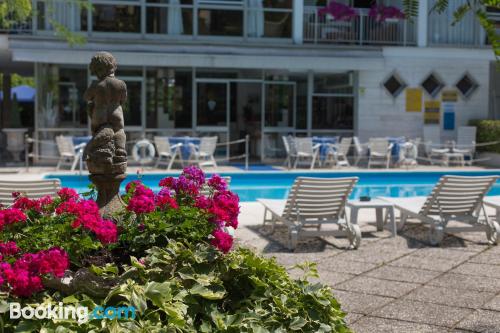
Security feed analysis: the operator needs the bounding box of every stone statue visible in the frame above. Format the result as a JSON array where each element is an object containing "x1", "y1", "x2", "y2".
[{"x1": 84, "y1": 52, "x2": 127, "y2": 217}]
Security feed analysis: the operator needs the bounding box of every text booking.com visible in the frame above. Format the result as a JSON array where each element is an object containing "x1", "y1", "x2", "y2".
[{"x1": 9, "y1": 302, "x2": 136, "y2": 323}]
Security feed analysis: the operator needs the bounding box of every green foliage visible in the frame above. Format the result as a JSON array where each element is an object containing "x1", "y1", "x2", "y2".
[
  {"x1": 404, "y1": 0, "x2": 500, "y2": 58},
  {"x1": 469, "y1": 119, "x2": 500, "y2": 153},
  {"x1": 0, "y1": 74, "x2": 34, "y2": 91},
  {"x1": 0, "y1": 0, "x2": 31, "y2": 29},
  {"x1": 0, "y1": 242, "x2": 351, "y2": 332}
]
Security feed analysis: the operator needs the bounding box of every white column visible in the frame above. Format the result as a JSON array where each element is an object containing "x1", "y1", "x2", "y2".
[
  {"x1": 417, "y1": 0, "x2": 428, "y2": 47},
  {"x1": 292, "y1": 0, "x2": 304, "y2": 44}
]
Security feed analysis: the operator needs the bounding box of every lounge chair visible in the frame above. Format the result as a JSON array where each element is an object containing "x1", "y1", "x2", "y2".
[
  {"x1": 368, "y1": 138, "x2": 393, "y2": 168},
  {"x1": 326, "y1": 137, "x2": 352, "y2": 168},
  {"x1": 353, "y1": 136, "x2": 367, "y2": 166},
  {"x1": 380, "y1": 175, "x2": 499, "y2": 245},
  {"x1": 0, "y1": 179, "x2": 61, "y2": 206},
  {"x1": 188, "y1": 136, "x2": 218, "y2": 168},
  {"x1": 55, "y1": 135, "x2": 85, "y2": 171},
  {"x1": 282, "y1": 135, "x2": 297, "y2": 169},
  {"x1": 258, "y1": 177, "x2": 361, "y2": 249},
  {"x1": 154, "y1": 136, "x2": 183, "y2": 169},
  {"x1": 293, "y1": 137, "x2": 321, "y2": 169},
  {"x1": 423, "y1": 126, "x2": 448, "y2": 165},
  {"x1": 200, "y1": 177, "x2": 231, "y2": 196},
  {"x1": 453, "y1": 126, "x2": 476, "y2": 165}
]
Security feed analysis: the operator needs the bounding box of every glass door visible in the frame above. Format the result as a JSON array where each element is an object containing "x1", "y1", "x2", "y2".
[
  {"x1": 195, "y1": 80, "x2": 230, "y2": 156},
  {"x1": 261, "y1": 81, "x2": 296, "y2": 161}
]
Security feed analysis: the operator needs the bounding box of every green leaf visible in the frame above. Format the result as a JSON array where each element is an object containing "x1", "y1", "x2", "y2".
[
  {"x1": 190, "y1": 283, "x2": 226, "y2": 300},
  {"x1": 289, "y1": 317, "x2": 307, "y2": 330}
]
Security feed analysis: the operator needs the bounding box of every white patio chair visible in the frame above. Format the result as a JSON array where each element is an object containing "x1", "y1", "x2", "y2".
[
  {"x1": 154, "y1": 136, "x2": 182, "y2": 169},
  {"x1": 258, "y1": 177, "x2": 361, "y2": 249},
  {"x1": 326, "y1": 137, "x2": 352, "y2": 168},
  {"x1": 55, "y1": 135, "x2": 85, "y2": 171},
  {"x1": 368, "y1": 138, "x2": 393, "y2": 169},
  {"x1": 381, "y1": 175, "x2": 499, "y2": 245},
  {"x1": 293, "y1": 137, "x2": 321, "y2": 170},
  {"x1": 0, "y1": 179, "x2": 61, "y2": 206},
  {"x1": 188, "y1": 136, "x2": 218, "y2": 168},
  {"x1": 453, "y1": 126, "x2": 476, "y2": 165},
  {"x1": 282, "y1": 135, "x2": 297, "y2": 169},
  {"x1": 423, "y1": 126, "x2": 448, "y2": 165},
  {"x1": 353, "y1": 136, "x2": 367, "y2": 166}
]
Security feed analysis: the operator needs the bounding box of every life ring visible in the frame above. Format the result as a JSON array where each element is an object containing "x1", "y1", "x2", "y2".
[{"x1": 132, "y1": 139, "x2": 156, "y2": 164}]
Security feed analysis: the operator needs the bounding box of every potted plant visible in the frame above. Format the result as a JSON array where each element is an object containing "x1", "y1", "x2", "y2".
[
  {"x1": 318, "y1": 1, "x2": 358, "y2": 22},
  {"x1": 368, "y1": 3, "x2": 405, "y2": 23}
]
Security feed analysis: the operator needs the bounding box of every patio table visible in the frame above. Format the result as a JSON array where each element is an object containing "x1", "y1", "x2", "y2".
[
  {"x1": 347, "y1": 199, "x2": 396, "y2": 237},
  {"x1": 168, "y1": 136, "x2": 201, "y2": 160},
  {"x1": 312, "y1": 136, "x2": 338, "y2": 162}
]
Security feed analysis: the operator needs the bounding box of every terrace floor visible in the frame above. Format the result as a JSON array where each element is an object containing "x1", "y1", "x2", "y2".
[{"x1": 237, "y1": 202, "x2": 500, "y2": 333}]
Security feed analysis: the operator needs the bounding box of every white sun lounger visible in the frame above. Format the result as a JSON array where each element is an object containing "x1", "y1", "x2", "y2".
[
  {"x1": 0, "y1": 179, "x2": 62, "y2": 206},
  {"x1": 380, "y1": 175, "x2": 499, "y2": 245},
  {"x1": 258, "y1": 177, "x2": 360, "y2": 249}
]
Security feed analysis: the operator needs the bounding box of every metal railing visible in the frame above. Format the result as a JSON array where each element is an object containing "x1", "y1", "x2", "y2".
[{"x1": 303, "y1": 6, "x2": 416, "y2": 46}]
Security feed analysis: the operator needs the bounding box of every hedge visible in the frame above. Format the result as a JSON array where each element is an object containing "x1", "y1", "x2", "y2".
[{"x1": 469, "y1": 119, "x2": 500, "y2": 154}]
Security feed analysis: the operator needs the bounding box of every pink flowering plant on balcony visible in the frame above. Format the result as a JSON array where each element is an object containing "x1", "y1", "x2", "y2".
[
  {"x1": 368, "y1": 3, "x2": 405, "y2": 22},
  {"x1": 318, "y1": 1, "x2": 358, "y2": 21}
]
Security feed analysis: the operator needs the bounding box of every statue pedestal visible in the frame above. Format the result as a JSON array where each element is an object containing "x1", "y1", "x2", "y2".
[{"x1": 89, "y1": 173, "x2": 126, "y2": 219}]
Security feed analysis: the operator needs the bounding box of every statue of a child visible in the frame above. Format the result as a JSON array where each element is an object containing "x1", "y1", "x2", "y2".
[{"x1": 84, "y1": 52, "x2": 127, "y2": 174}]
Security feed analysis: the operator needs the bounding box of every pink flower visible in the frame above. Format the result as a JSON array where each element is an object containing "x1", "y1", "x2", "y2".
[
  {"x1": 0, "y1": 208, "x2": 27, "y2": 230},
  {"x1": 194, "y1": 195, "x2": 211, "y2": 209},
  {"x1": 207, "y1": 175, "x2": 227, "y2": 192},
  {"x1": 127, "y1": 195, "x2": 155, "y2": 214},
  {"x1": 57, "y1": 188, "x2": 79, "y2": 201},
  {"x1": 210, "y1": 191, "x2": 240, "y2": 229},
  {"x1": 125, "y1": 180, "x2": 142, "y2": 193},
  {"x1": 155, "y1": 191, "x2": 178, "y2": 210},
  {"x1": 159, "y1": 177, "x2": 175, "y2": 188},
  {"x1": 12, "y1": 196, "x2": 41, "y2": 212},
  {"x1": 93, "y1": 220, "x2": 118, "y2": 244},
  {"x1": 56, "y1": 199, "x2": 81, "y2": 216},
  {"x1": 182, "y1": 166, "x2": 205, "y2": 187},
  {"x1": 211, "y1": 229, "x2": 233, "y2": 253},
  {"x1": 0, "y1": 241, "x2": 19, "y2": 256}
]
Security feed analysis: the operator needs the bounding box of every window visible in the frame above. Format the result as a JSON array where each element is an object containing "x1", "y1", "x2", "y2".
[
  {"x1": 382, "y1": 72, "x2": 406, "y2": 98},
  {"x1": 455, "y1": 73, "x2": 478, "y2": 99},
  {"x1": 315, "y1": 73, "x2": 354, "y2": 94},
  {"x1": 92, "y1": 5, "x2": 141, "y2": 33},
  {"x1": 421, "y1": 72, "x2": 444, "y2": 97},
  {"x1": 198, "y1": 9, "x2": 243, "y2": 36}
]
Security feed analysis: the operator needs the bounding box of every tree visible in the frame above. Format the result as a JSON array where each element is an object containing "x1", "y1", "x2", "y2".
[{"x1": 403, "y1": 0, "x2": 500, "y2": 57}]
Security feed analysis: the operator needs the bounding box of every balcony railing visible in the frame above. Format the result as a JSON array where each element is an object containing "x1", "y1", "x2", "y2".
[{"x1": 303, "y1": 6, "x2": 416, "y2": 46}]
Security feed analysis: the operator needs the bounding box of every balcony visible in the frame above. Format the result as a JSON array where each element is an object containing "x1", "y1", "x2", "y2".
[{"x1": 303, "y1": 6, "x2": 416, "y2": 46}]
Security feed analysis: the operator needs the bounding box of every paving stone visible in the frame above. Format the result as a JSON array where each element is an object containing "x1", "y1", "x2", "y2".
[
  {"x1": 468, "y1": 251, "x2": 500, "y2": 266},
  {"x1": 351, "y1": 316, "x2": 447, "y2": 333},
  {"x1": 389, "y1": 253, "x2": 462, "y2": 272},
  {"x1": 483, "y1": 295, "x2": 500, "y2": 312},
  {"x1": 344, "y1": 312, "x2": 364, "y2": 324},
  {"x1": 335, "y1": 276, "x2": 419, "y2": 298},
  {"x1": 451, "y1": 263, "x2": 500, "y2": 278},
  {"x1": 404, "y1": 285, "x2": 496, "y2": 309},
  {"x1": 366, "y1": 265, "x2": 442, "y2": 284},
  {"x1": 332, "y1": 246, "x2": 414, "y2": 265},
  {"x1": 437, "y1": 236, "x2": 490, "y2": 253},
  {"x1": 456, "y1": 310, "x2": 500, "y2": 332},
  {"x1": 319, "y1": 256, "x2": 379, "y2": 275},
  {"x1": 372, "y1": 299, "x2": 473, "y2": 328},
  {"x1": 331, "y1": 290, "x2": 394, "y2": 315},
  {"x1": 428, "y1": 272, "x2": 500, "y2": 293},
  {"x1": 412, "y1": 247, "x2": 477, "y2": 262}
]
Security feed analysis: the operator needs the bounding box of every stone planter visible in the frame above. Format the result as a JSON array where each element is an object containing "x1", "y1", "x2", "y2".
[
  {"x1": 2, "y1": 128, "x2": 28, "y2": 163},
  {"x1": 477, "y1": 152, "x2": 500, "y2": 168}
]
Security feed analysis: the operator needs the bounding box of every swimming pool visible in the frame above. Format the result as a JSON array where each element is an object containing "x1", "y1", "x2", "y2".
[{"x1": 45, "y1": 170, "x2": 500, "y2": 202}]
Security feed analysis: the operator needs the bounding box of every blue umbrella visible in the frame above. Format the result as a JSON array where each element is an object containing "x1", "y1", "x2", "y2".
[{"x1": 0, "y1": 85, "x2": 35, "y2": 102}]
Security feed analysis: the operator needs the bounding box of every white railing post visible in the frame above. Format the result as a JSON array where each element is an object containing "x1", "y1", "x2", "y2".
[
  {"x1": 314, "y1": 8, "x2": 318, "y2": 43},
  {"x1": 292, "y1": 0, "x2": 304, "y2": 44},
  {"x1": 417, "y1": 0, "x2": 428, "y2": 47},
  {"x1": 245, "y1": 134, "x2": 249, "y2": 171},
  {"x1": 359, "y1": 15, "x2": 364, "y2": 45}
]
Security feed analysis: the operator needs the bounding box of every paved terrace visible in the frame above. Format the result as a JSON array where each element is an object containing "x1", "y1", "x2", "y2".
[{"x1": 238, "y1": 202, "x2": 500, "y2": 333}]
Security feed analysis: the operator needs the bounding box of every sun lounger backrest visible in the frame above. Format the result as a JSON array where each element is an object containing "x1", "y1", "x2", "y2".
[
  {"x1": 338, "y1": 137, "x2": 352, "y2": 155},
  {"x1": 420, "y1": 175, "x2": 498, "y2": 217},
  {"x1": 56, "y1": 136, "x2": 75, "y2": 156},
  {"x1": 369, "y1": 138, "x2": 389, "y2": 155},
  {"x1": 199, "y1": 136, "x2": 218, "y2": 155},
  {"x1": 295, "y1": 137, "x2": 314, "y2": 155},
  {"x1": 0, "y1": 179, "x2": 62, "y2": 206},
  {"x1": 154, "y1": 136, "x2": 172, "y2": 155},
  {"x1": 286, "y1": 177, "x2": 358, "y2": 220}
]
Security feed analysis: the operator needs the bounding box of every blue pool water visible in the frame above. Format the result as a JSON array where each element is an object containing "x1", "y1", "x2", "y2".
[{"x1": 45, "y1": 170, "x2": 500, "y2": 202}]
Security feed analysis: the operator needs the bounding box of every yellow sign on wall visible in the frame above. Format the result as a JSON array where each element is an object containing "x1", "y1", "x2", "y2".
[
  {"x1": 406, "y1": 88, "x2": 423, "y2": 112},
  {"x1": 442, "y1": 90, "x2": 459, "y2": 102},
  {"x1": 424, "y1": 100, "x2": 441, "y2": 124}
]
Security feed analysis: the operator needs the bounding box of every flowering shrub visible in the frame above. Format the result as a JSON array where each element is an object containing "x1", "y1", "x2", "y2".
[
  {"x1": 368, "y1": 4, "x2": 405, "y2": 22},
  {"x1": 318, "y1": 1, "x2": 358, "y2": 21},
  {"x1": 119, "y1": 166, "x2": 239, "y2": 254}
]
